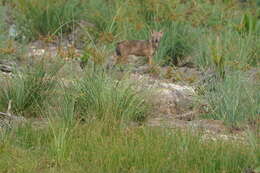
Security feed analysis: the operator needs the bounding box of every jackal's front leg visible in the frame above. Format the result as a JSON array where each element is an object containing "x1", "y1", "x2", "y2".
[
  {"x1": 115, "y1": 56, "x2": 122, "y2": 65},
  {"x1": 148, "y1": 56, "x2": 153, "y2": 65}
]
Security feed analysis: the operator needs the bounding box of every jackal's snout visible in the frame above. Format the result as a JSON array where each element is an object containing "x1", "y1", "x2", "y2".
[{"x1": 151, "y1": 30, "x2": 164, "y2": 48}]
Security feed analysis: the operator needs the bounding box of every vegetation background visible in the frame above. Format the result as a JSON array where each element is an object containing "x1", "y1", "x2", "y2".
[{"x1": 0, "y1": 0, "x2": 259, "y2": 172}]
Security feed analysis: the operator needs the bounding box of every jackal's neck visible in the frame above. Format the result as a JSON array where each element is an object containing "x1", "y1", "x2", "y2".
[{"x1": 149, "y1": 40, "x2": 159, "y2": 49}]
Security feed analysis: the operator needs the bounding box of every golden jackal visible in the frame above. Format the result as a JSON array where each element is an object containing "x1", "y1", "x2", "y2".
[{"x1": 115, "y1": 31, "x2": 164, "y2": 65}]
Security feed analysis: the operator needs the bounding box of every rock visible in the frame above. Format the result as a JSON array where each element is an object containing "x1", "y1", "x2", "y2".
[
  {"x1": 158, "y1": 82, "x2": 195, "y2": 95},
  {"x1": 176, "y1": 110, "x2": 198, "y2": 121},
  {"x1": 0, "y1": 64, "x2": 12, "y2": 73},
  {"x1": 146, "y1": 116, "x2": 227, "y2": 133},
  {"x1": 188, "y1": 119, "x2": 227, "y2": 133},
  {"x1": 132, "y1": 65, "x2": 150, "y2": 74},
  {"x1": 133, "y1": 73, "x2": 236, "y2": 135},
  {"x1": 247, "y1": 67, "x2": 260, "y2": 82},
  {"x1": 177, "y1": 56, "x2": 195, "y2": 68},
  {"x1": 155, "y1": 87, "x2": 194, "y2": 115},
  {"x1": 0, "y1": 101, "x2": 26, "y2": 130},
  {"x1": 8, "y1": 24, "x2": 18, "y2": 38},
  {"x1": 244, "y1": 168, "x2": 256, "y2": 173},
  {"x1": 0, "y1": 59, "x2": 17, "y2": 73},
  {"x1": 130, "y1": 73, "x2": 196, "y2": 115},
  {"x1": 105, "y1": 55, "x2": 117, "y2": 70},
  {"x1": 0, "y1": 112, "x2": 26, "y2": 130},
  {"x1": 28, "y1": 48, "x2": 46, "y2": 57},
  {"x1": 154, "y1": 81, "x2": 195, "y2": 115},
  {"x1": 161, "y1": 66, "x2": 203, "y2": 84}
]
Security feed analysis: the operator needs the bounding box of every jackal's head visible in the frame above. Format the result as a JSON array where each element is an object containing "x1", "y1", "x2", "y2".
[{"x1": 151, "y1": 30, "x2": 164, "y2": 48}]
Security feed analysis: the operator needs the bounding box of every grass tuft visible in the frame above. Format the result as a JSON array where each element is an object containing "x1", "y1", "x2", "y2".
[
  {"x1": 0, "y1": 61, "x2": 61, "y2": 117},
  {"x1": 13, "y1": 0, "x2": 83, "y2": 40},
  {"x1": 74, "y1": 69, "x2": 150, "y2": 122},
  {"x1": 204, "y1": 72, "x2": 260, "y2": 126}
]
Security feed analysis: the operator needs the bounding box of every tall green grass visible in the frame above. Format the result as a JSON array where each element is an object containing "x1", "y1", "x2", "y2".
[
  {"x1": 195, "y1": 29, "x2": 259, "y2": 72},
  {"x1": 0, "y1": 119, "x2": 259, "y2": 172},
  {"x1": 0, "y1": 5, "x2": 6, "y2": 43},
  {"x1": 74, "y1": 70, "x2": 150, "y2": 122},
  {"x1": 6, "y1": 0, "x2": 259, "y2": 68},
  {"x1": 14, "y1": 0, "x2": 83, "y2": 40},
  {"x1": 154, "y1": 22, "x2": 200, "y2": 65},
  {"x1": 79, "y1": 0, "x2": 259, "y2": 67},
  {"x1": 0, "y1": 61, "x2": 61, "y2": 117},
  {"x1": 83, "y1": 0, "x2": 117, "y2": 36},
  {"x1": 204, "y1": 72, "x2": 260, "y2": 126},
  {"x1": 0, "y1": 1, "x2": 259, "y2": 172}
]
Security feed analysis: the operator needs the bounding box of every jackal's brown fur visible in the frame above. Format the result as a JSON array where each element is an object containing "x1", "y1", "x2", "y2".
[{"x1": 115, "y1": 31, "x2": 164, "y2": 65}]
